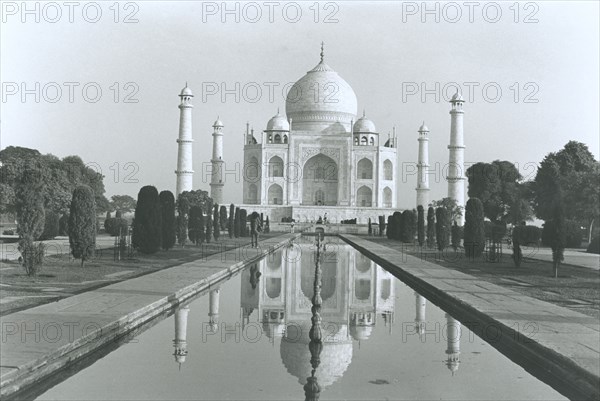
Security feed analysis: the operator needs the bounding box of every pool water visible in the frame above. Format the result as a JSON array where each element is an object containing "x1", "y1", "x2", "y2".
[{"x1": 35, "y1": 237, "x2": 566, "y2": 400}]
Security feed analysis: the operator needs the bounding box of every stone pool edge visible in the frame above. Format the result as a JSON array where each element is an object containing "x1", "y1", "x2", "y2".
[
  {"x1": 340, "y1": 234, "x2": 600, "y2": 401},
  {"x1": 0, "y1": 234, "x2": 299, "y2": 399}
]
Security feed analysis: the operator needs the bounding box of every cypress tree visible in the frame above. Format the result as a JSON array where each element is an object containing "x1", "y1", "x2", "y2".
[
  {"x1": 368, "y1": 218, "x2": 372, "y2": 236},
  {"x1": 177, "y1": 213, "x2": 187, "y2": 246},
  {"x1": 16, "y1": 171, "x2": 46, "y2": 276},
  {"x1": 68, "y1": 185, "x2": 96, "y2": 267},
  {"x1": 392, "y1": 211, "x2": 402, "y2": 240},
  {"x1": 451, "y1": 221, "x2": 461, "y2": 250},
  {"x1": 205, "y1": 207, "x2": 212, "y2": 243},
  {"x1": 159, "y1": 190, "x2": 176, "y2": 250},
  {"x1": 188, "y1": 206, "x2": 202, "y2": 245},
  {"x1": 234, "y1": 207, "x2": 241, "y2": 238},
  {"x1": 132, "y1": 185, "x2": 162, "y2": 254},
  {"x1": 464, "y1": 198, "x2": 485, "y2": 258},
  {"x1": 220, "y1": 205, "x2": 228, "y2": 231},
  {"x1": 265, "y1": 216, "x2": 270, "y2": 233},
  {"x1": 229, "y1": 204, "x2": 235, "y2": 238},
  {"x1": 435, "y1": 207, "x2": 450, "y2": 251},
  {"x1": 386, "y1": 215, "x2": 394, "y2": 239},
  {"x1": 240, "y1": 209, "x2": 248, "y2": 237},
  {"x1": 417, "y1": 205, "x2": 425, "y2": 247},
  {"x1": 427, "y1": 207, "x2": 435, "y2": 248},
  {"x1": 213, "y1": 205, "x2": 220, "y2": 240},
  {"x1": 512, "y1": 223, "x2": 524, "y2": 267},
  {"x1": 378, "y1": 215, "x2": 386, "y2": 237}
]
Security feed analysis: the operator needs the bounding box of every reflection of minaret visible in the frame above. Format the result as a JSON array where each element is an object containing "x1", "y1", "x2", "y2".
[
  {"x1": 414, "y1": 292, "x2": 427, "y2": 335},
  {"x1": 445, "y1": 313, "x2": 461, "y2": 375},
  {"x1": 210, "y1": 118, "x2": 224, "y2": 204},
  {"x1": 416, "y1": 122, "x2": 430, "y2": 208},
  {"x1": 175, "y1": 84, "x2": 194, "y2": 196},
  {"x1": 208, "y1": 289, "x2": 220, "y2": 330},
  {"x1": 448, "y1": 92, "x2": 466, "y2": 224},
  {"x1": 173, "y1": 305, "x2": 190, "y2": 369}
]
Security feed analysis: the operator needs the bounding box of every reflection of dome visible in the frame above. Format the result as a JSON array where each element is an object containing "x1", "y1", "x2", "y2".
[
  {"x1": 266, "y1": 112, "x2": 290, "y2": 131},
  {"x1": 280, "y1": 324, "x2": 353, "y2": 389},
  {"x1": 285, "y1": 50, "x2": 357, "y2": 132},
  {"x1": 263, "y1": 322, "x2": 286, "y2": 339},
  {"x1": 349, "y1": 325, "x2": 373, "y2": 341},
  {"x1": 353, "y1": 113, "x2": 376, "y2": 133}
]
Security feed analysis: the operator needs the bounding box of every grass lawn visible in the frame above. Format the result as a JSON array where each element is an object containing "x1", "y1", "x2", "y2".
[
  {"x1": 0, "y1": 232, "x2": 284, "y2": 315},
  {"x1": 366, "y1": 237, "x2": 600, "y2": 320}
]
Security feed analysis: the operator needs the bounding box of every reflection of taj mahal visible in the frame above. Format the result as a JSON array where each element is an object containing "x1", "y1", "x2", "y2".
[
  {"x1": 241, "y1": 45, "x2": 399, "y2": 223},
  {"x1": 240, "y1": 241, "x2": 396, "y2": 388}
]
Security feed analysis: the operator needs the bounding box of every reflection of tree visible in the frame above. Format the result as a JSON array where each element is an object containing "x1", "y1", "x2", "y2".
[
  {"x1": 249, "y1": 263, "x2": 261, "y2": 290},
  {"x1": 304, "y1": 236, "x2": 324, "y2": 401}
]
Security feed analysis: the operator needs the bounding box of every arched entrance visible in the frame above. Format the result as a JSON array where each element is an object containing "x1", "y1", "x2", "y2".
[
  {"x1": 357, "y1": 186, "x2": 372, "y2": 207},
  {"x1": 302, "y1": 154, "x2": 338, "y2": 206},
  {"x1": 268, "y1": 184, "x2": 283, "y2": 205}
]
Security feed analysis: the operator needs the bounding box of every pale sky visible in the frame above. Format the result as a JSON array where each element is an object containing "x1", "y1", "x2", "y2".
[{"x1": 2, "y1": 1, "x2": 598, "y2": 208}]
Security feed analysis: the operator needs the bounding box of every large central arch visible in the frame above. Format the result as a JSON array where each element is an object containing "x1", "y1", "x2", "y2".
[{"x1": 302, "y1": 153, "x2": 338, "y2": 206}]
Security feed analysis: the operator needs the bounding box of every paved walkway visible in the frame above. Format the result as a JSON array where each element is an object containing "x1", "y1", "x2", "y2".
[
  {"x1": 0, "y1": 233, "x2": 298, "y2": 398},
  {"x1": 341, "y1": 235, "x2": 600, "y2": 401}
]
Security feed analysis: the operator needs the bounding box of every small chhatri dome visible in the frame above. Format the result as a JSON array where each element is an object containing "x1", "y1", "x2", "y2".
[
  {"x1": 353, "y1": 111, "x2": 377, "y2": 133},
  {"x1": 266, "y1": 109, "x2": 290, "y2": 131},
  {"x1": 419, "y1": 121, "x2": 429, "y2": 132},
  {"x1": 180, "y1": 82, "x2": 193, "y2": 97},
  {"x1": 213, "y1": 116, "x2": 224, "y2": 127},
  {"x1": 450, "y1": 91, "x2": 464, "y2": 102}
]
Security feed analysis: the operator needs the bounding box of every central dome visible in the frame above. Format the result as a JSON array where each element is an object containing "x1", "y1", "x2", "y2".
[{"x1": 285, "y1": 50, "x2": 357, "y2": 133}]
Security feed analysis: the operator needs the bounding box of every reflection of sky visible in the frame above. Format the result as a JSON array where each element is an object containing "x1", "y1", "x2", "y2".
[{"x1": 38, "y1": 241, "x2": 566, "y2": 401}]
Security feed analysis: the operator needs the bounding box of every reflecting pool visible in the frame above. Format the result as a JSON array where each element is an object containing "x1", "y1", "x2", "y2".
[{"x1": 35, "y1": 237, "x2": 566, "y2": 400}]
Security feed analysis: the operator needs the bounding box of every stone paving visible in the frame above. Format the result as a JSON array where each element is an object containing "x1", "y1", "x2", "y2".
[
  {"x1": 341, "y1": 234, "x2": 600, "y2": 401},
  {"x1": 0, "y1": 233, "x2": 298, "y2": 399}
]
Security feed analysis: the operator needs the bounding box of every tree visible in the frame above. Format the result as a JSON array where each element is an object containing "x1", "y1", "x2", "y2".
[
  {"x1": 435, "y1": 207, "x2": 450, "y2": 251},
  {"x1": 451, "y1": 222, "x2": 462, "y2": 251},
  {"x1": 417, "y1": 205, "x2": 425, "y2": 247},
  {"x1": 234, "y1": 207, "x2": 241, "y2": 238},
  {"x1": 40, "y1": 210, "x2": 60, "y2": 240},
  {"x1": 240, "y1": 209, "x2": 248, "y2": 237},
  {"x1": 400, "y1": 210, "x2": 417, "y2": 243},
  {"x1": 464, "y1": 198, "x2": 485, "y2": 258},
  {"x1": 205, "y1": 208, "x2": 213, "y2": 243},
  {"x1": 68, "y1": 185, "x2": 96, "y2": 267},
  {"x1": 177, "y1": 214, "x2": 187, "y2": 247},
  {"x1": 391, "y1": 211, "x2": 402, "y2": 240},
  {"x1": 159, "y1": 190, "x2": 176, "y2": 250},
  {"x1": 426, "y1": 207, "x2": 435, "y2": 248},
  {"x1": 229, "y1": 204, "x2": 235, "y2": 238},
  {"x1": 265, "y1": 216, "x2": 270, "y2": 234},
  {"x1": 188, "y1": 206, "x2": 203, "y2": 245},
  {"x1": 213, "y1": 205, "x2": 220, "y2": 240},
  {"x1": 16, "y1": 169, "x2": 46, "y2": 276},
  {"x1": 534, "y1": 141, "x2": 599, "y2": 243},
  {"x1": 378, "y1": 215, "x2": 386, "y2": 237},
  {"x1": 220, "y1": 205, "x2": 228, "y2": 230},
  {"x1": 368, "y1": 218, "x2": 372, "y2": 236},
  {"x1": 132, "y1": 186, "x2": 162, "y2": 254},
  {"x1": 386, "y1": 216, "x2": 394, "y2": 240},
  {"x1": 432, "y1": 197, "x2": 463, "y2": 224},
  {"x1": 467, "y1": 161, "x2": 532, "y2": 225},
  {"x1": 111, "y1": 195, "x2": 136, "y2": 214}
]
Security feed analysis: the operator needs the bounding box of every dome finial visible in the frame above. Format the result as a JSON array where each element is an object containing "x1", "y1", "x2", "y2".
[
  {"x1": 320, "y1": 41, "x2": 324, "y2": 62},
  {"x1": 185, "y1": 81, "x2": 188, "y2": 87},
  {"x1": 277, "y1": 107, "x2": 280, "y2": 115},
  {"x1": 363, "y1": 109, "x2": 366, "y2": 118}
]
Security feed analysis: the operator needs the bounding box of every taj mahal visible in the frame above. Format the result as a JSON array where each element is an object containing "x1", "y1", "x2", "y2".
[{"x1": 174, "y1": 44, "x2": 466, "y2": 223}]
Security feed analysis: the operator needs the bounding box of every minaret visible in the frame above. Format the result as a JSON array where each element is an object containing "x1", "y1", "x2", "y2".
[
  {"x1": 414, "y1": 292, "x2": 427, "y2": 336},
  {"x1": 448, "y1": 92, "x2": 466, "y2": 224},
  {"x1": 173, "y1": 305, "x2": 190, "y2": 369},
  {"x1": 445, "y1": 313, "x2": 461, "y2": 375},
  {"x1": 208, "y1": 288, "x2": 220, "y2": 330},
  {"x1": 210, "y1": 118, "x2": 225, "y2": 205},
  {"x1": 175, "y1": 84, "x2": 194, "y2": 196},
  {"x1": 416, "y1": 122, "x2": 430, "y2": 208}
]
